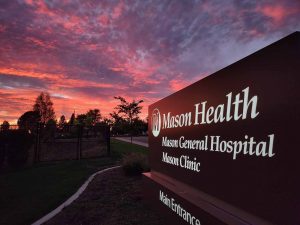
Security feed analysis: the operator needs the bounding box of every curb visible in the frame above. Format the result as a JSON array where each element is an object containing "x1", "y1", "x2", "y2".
[{"x1": 31, "y1": 165, "x2": 121, "y2": 225}]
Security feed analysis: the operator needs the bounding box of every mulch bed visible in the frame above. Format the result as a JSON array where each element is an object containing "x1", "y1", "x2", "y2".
[{"x1": 45, "y1": 168, "x2": 164, "y2": 225}]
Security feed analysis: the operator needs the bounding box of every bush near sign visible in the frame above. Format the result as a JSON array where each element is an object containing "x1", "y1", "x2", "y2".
[{"x1": 143, "y1": 31, "x2": 300, "y2": 225}]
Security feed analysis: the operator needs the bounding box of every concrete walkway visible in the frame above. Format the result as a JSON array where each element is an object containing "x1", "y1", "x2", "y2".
[{"x1": 113, "y1": 136, "x2": 148, "y2": 147}]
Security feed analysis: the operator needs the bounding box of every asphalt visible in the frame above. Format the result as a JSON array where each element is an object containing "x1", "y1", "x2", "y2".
[{"x1": 113, "y1": 136, "x2": 148, "y2": 147}]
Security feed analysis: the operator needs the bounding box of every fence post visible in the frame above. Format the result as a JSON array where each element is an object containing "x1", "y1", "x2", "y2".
[
  {"x1": 76, "y1": 125, "x2": 83, "y2": 160},
  {"x1": 130, "y1": 122, "x2": 133, "y2": 144},
  {"x1": 76, "y1": 125, "x2": 80, "y2": 160},
  {"x1": 34, "y1": 124, "x2": 39, "y2": 163},
  {"x1": 105, "y1": 125, "x2": 110, "y2": 156},
  {"x1": 79, "y1": 125, "x2": 83, "y2": 159},
  {"x1": 107, "y1": 126, "x2": 111, "y2": 156},
  {"x1": 36, "y1": 123, "x2": 41, "y2": 162}
]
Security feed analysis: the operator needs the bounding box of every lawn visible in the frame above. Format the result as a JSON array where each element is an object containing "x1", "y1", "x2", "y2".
[{"x1": 0, "y1": 139, "x2": 148, "y2": 225}]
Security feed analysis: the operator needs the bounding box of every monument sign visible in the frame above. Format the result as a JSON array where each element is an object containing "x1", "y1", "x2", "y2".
[{"x1": 143, "y1": 32, "x2": 300, "y2": 225}]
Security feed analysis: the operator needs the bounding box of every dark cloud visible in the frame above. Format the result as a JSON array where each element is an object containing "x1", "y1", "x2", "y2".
[{"x1": 0, "y1": 73, "x2": 46, "y2": 89}]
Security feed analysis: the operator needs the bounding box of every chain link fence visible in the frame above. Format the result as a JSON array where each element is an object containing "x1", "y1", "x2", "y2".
[{"x1": 0, "y1": 123, "x2": 110, "y2": 167}]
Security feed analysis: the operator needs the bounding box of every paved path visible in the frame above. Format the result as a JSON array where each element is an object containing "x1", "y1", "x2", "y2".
[{"x1": 113, "y1": 136, "x2": 148, "y2": 147}]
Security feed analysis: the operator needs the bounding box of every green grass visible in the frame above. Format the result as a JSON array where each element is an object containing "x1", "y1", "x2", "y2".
[{"x1": 0, "y1": 139, "x2": 148, "y2": 225}]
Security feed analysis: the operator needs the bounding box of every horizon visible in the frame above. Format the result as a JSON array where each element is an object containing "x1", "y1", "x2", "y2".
[{"x1": 1, "y1": 0, "x2": 300, "y2": 123}]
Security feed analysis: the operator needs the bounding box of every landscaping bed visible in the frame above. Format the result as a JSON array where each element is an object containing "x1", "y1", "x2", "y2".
[{"x1": 45, "y1": 167, "x2": 164, "y2": 225}]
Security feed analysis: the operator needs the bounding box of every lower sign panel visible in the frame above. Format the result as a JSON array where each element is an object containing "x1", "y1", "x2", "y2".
[
  {"x1": 143, "y1": 172, "x2": 274, "y2": 225},
  {"x1": 143, "y1": 172, "x2": 227, "y2": 225}
]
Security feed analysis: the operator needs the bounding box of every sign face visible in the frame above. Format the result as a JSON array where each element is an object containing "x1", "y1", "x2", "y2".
[{"x1": 148, "y1": 32, "x2": 300, "y2": 225}]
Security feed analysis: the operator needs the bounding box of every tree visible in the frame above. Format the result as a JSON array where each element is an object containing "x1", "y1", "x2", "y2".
[
  {"x1": 74, "y1": 109, "x2": 101, "y2": 126},
  {"x1": 101, "y1": 117, "x2": 112, "y2": 126},
  {"x1": 33, "y1": 92, "x2": 55, "y2": 124},
  {"x1": 0, "y1": 121, "x2": 10, "y2": 131},
  {"x1": 58, "y1": 115, "x2": 66, "y2": 129},
  {"x1": 69, "y1": 113, "x2": 75, "y2": 125},
  {"x1": 86, "y1": 109, "x2": 101, "y2": 126},
  {"x1": 112, "y1": 97, "x2": 144, "y2": 138},
  {"x1": 131, "y1": 118, "x2": 148, "y2": 135},
  {"x1": 109, "y1": 111, "x2": 127, "y2": 135},
  {"x1": 18, "y1": 111, "x2": 40, "y2": 132},
  {"x1": 110, "y1": 111, "x2": 125, "y2": 124},
  {"x1": 76, "y1": 114, "x2": 87, "y2": 125},
  {"x1": 114, "y1": 96, "x2": 143, "y2": 123}
]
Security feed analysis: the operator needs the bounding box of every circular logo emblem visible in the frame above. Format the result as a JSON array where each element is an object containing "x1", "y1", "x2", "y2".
[{"x1": 151, "y1": 108, "x2": 161, "y2": 137}]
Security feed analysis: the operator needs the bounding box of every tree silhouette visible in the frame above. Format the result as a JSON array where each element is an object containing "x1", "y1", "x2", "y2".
[
  {"x1": 76, "y1": 114, "x2": 87, "y2": 125},
  {"x1": 110, "y1": 111, "x2": 125, "y2": 124},
  {"x1": 102, "y1": 117, "x2": 112, "y2": 126},
  {"x1": 18, "y1": 111, "x2": 40, "y2": 132},
  {"x1": 114, "y1": 96, "x2": 143, "y2": 123},
  {"x1": 113, "y1": 96, "x2": 144, "y2": 138},
  {"x1": 0, "y1": 120, "x2": 10, "y2": 131},
  {"x1": 69, "y1": 113, "x2": 75, "y2": 125},
  {"x1": 58, "y1": 115, "x2": 66, "y2": 129},
  {"x1": 33, "y1": 92, "x2": 55, "y2": 124},
  {"x1": 86, "y1": 109, "x2": 101, "y2": 125}
]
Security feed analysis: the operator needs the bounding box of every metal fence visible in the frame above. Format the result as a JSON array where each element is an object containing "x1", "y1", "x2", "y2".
[{"x1": 0, "y1": 123, "x2": 110, "y2": 164}]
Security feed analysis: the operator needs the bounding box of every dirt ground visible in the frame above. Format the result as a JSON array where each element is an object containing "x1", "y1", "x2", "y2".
[{"x1": 45, "y1": 168, "x2": 164, "y2": 225}]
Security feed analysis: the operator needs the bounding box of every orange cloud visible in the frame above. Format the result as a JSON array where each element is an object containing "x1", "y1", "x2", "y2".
[{"x1": 0, "y1": 61, "x2": 142, "y2": 124}]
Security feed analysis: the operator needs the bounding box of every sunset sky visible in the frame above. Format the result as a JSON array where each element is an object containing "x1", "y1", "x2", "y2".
[{"x1": 0, "y1": 0, "x2": 299, "y2": 123}]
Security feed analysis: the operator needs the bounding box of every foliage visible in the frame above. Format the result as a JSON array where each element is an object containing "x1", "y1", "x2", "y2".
[
  {"x1": 110, "y1": 97, "x2": 146, "y2": 135},
  {"x1": 110, "y1": 118, "x2": 147, "y2": 136},
  {"x1": 110, "y1": 111, "x2": 125, "y2": 124},
  {"x1": 75, "y1": 109, "x2": 102, "y2": 126},
  {"x1": 76, "y1": 114, "x2": 87, "y2": 125},
  {"x1": 69, "y1": 113, "x2": 75, "y2": 125},
  {"x1": 110, "y1": 121, "x2": 130, "y2": 135},
  {"x1": 18, "y1": 111, "x2": 40, "y2": 133},
  {"x1": 131, "y1": 118, "x2": 148, "y2": 135},
  {"x1": 1, "y1": 130, "x2": 34, "y2": 169},
  {"x1": 58, "y1": 115, "x2": 66, "y2": 129},
  {"x1": 114, "y1": 96, "x2": 143, "y2": 123},
  {"x1": 101, "y1": 117, "x2": 112, "y2": 126},
  {"x1": 122, "y1": 152, "x2": 149, "y2": 176},
  {"x1": 86, "y1": 109, "x2": 101, "y2": 125},
  {"x1": 0, "y1": 120, "x2": 10, "y2": 131},
  {"x1": 33, "y1": 92, "x2": 55, "y2": 124},
  {"x1": 46, "y1": 118, "x2": 57, "y2": 125}
]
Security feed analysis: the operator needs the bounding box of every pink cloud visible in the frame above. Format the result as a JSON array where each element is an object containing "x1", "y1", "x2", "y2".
[
  {"x1": 0, "y1": 0, "x2": 299, "y2": 124},
  {"x1": 99, "y1": 15, "x2": 110, "y2": 27},
  {"x1": 258, "y1": 4, "x2": 300, "y2": 24},
  {"x1": 169, "y1": 79, "x2": 191, "y2": 92},
  {"x1": 112, "y1": 1, "x2": 124, "y2": 19}
]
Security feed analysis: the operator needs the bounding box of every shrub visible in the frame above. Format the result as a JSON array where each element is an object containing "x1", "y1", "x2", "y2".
[
  {"x1": 122, "y1": 153, "x2": 150, "y2": 176},
  {"x1": 5, "y1": 130, "x2": 34, "y2": 169}
]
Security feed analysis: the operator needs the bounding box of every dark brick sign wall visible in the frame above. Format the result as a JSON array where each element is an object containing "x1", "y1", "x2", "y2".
[{"x1": 144, "y1": 32, "x2": 300, "y2": 225}]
